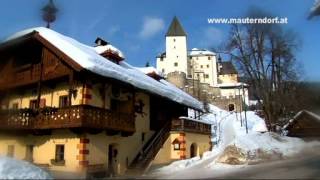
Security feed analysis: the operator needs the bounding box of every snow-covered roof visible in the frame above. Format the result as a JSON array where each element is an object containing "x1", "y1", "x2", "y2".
[
  {"x1": 309, "y1": 0, "x2": 320, "y2": 19},
  {"x1": 188, "y1": 48, "x2": 215, "y2": 56},
  {"x1": 5, "y1": 27, "x2": 203, "y2": 110},
  {"x1": 283, "y1": 110, "x2": 320, "y2": 130},
  {"x1": 215, "y1": 82, "x2": 249, "y2": 88},
  {"x1": 136, "y1": 66, "x2": 161, "y2": 75},
  {"x1": 179, "y1": 116, "x2": 213, "y2": 125},
  {"x1": 94, "y1": 44, "x2": 125, "y2": 59}
]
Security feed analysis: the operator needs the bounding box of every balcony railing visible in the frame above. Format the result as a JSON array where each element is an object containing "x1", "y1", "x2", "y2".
[
  {"x1": 0, "y1": 105, "x2": 135, "y2": 133},
  {"x1": 171, "y1": 118, "x2": 211, "y2": 135}
]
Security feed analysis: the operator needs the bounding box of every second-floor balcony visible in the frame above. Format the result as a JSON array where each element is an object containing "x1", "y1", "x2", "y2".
[
  {"x1": 0, "y1": 105, "x2": 135, "y2": 133},
  {"x1": 171, "y1": 117, "x2": 211, "y2": 135}
]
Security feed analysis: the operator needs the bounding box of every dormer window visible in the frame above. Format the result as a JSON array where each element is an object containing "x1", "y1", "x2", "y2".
[{"x1": 94, "y1": 37, "x2": 125, "y2": 64}]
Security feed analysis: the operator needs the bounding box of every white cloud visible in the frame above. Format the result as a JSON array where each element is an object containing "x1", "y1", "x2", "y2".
[
  {"x1": 199, "y1": 27, "x2": 224, "y2": 48},
  {"x1": 139, "y1": 17, "x2": 165, "y2": 39},
  {"x1": 107, "y1": 25, "x2": 120, "y2": 36}
]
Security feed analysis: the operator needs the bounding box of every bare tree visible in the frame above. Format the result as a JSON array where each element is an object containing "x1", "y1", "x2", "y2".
[{"x1": 223, "y1": 9, "x2": 301, "y2": 131}]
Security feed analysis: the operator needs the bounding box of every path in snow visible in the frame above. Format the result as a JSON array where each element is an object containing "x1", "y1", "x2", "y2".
[{"x1": 150, "y1": 104, "x2": 320, "y2": 179}]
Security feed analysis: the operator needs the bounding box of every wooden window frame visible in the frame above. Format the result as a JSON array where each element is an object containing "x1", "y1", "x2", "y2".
[
  {"x1": 29, "y1": 99, "x2": 38, "y2": 109},
  {"x1": 173, "y1": 143, "x2": 180, "y2": 150},
  {"x1": 52, "y1": 144, "x2": 65, "y2": 166},
  {"x1": 12, "y1": 103, "x2": 19, "y2": 110},
  {"x1": 59, "y1": 95, "x2": 69, "y2": 108}
]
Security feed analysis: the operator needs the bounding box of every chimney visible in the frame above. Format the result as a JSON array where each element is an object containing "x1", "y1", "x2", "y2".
[{"x1": 95, "y1": 37, "x2": 109, "y2": 46}]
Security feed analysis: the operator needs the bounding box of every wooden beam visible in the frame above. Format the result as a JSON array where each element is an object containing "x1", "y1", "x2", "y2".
[
  {"x1": 36, "y1": 48, "x2": 45, "y2": 109},
  {"x1": 68, "y1": 70, "x2": 74, "y2": 107}
]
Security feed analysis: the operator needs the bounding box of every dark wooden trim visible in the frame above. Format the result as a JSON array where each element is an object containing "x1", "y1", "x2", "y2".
[
  {"x1": 36, "y1": 48, "x2": 45, "y2": 109},
  {"x1": 68, "y1": 70, "x2": 74, "y2": 107}
]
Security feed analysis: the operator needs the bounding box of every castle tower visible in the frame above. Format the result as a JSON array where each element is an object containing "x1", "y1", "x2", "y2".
[{"x1": 157, "y1": 17, "x2": 188, "y2": 76}]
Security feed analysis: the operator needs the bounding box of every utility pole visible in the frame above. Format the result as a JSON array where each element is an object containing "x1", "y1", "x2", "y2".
[
  {"x1": 242, "y1": 84, "x2": 248, "y2": 134},
  {"x1": 238, "y1": 86, "x2": 243, "y2": 127}
]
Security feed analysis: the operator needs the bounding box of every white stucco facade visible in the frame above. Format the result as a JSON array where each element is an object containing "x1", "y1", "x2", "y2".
[{"x1": 157, "y1": 36, "x2": 188, "y2": 75}]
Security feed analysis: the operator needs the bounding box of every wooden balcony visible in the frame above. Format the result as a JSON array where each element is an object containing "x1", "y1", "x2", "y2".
[
  {"x1": 171, "y1": 118, "x2": 211, "y2": 135},
  {"x1": 0, "y1": 105, "x2": 135, "y2": 133}
]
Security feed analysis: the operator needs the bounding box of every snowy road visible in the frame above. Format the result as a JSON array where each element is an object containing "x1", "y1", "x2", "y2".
[
  {"x1": 214, "y1": 148, "x2": 320, "y2": 179},
  {"x1": 149, "y1": 147, "x2": 320, "y2": 179}
]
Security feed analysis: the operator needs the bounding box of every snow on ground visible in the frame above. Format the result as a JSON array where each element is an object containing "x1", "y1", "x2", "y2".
[
  {"x1": 153, "y1": 104, "x2": 320, "y2": 176},
  {"x1": 0, "y1": 156, "x2": 52, "y2": 179}
]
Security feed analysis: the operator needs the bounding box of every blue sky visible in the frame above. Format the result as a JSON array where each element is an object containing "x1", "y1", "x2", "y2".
[{"x1": 0, "y1": 0, "x2": 319, "y2": 81}]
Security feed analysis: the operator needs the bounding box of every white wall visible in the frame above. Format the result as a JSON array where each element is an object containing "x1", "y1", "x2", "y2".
[
  {"x1": 188, "y1": 55, "x2": 218, "y2": 86},
  {"x1": 157, "y1": 36, "x2": 188, "y2": 76}
]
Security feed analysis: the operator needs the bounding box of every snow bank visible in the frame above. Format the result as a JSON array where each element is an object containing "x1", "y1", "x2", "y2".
[
  {"x1": 0, "y1": 156, "x2": 52, "y2": 179},
  {"x1": 5, "y1": 27, "x2": 202, "y2": 110}
]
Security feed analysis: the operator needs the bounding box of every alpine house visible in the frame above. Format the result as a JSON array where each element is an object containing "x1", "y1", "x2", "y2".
[{"x1": 0, "y1": 27, "x2": 212, "y2": 178}]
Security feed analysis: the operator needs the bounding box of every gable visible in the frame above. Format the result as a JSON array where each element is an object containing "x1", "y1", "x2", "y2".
[{"x1": 0, "y1": 36, "x2": 75, "y2": 90}]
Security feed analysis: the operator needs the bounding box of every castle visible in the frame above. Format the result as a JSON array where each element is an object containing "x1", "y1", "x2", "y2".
[{"x1": 156, "y1": 17, "x2": 249, "y2": 111}]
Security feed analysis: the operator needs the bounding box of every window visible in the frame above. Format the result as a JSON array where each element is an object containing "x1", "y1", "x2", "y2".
[
  {"x1": 25, "y1": 145, "x2": 34, "y2": 162},
  {"x1": 174, "y1": 46, "x2": 176, "y2": 49},
  {"x1": 176, "y1": 56, "x2": 179, "y2": 58},
  {"x1": 205, "y1": 74, "x2": 209, "y2": 78},
  {"x1": 29, "y1": 100, "x2": 38, "y2": 109},
  {"x1": 208, "y1": 56, "x2": 211, "y2": 60},
  {"x1": 55, "y1": 145, "x2": 65, "y2": 162},
  {"x1": 160, "y1": 57, "x2": 163, "y2": 61},
  {"x1": 207, "y1": 65, "x2": 209, "y2": 68},
  {"x1": 7, "y1": 145, "x2": 14, "y2": 157},
  {"x1": 110, "y1": 99, "x2": 118, "y2": 111},
  {"x1": 200, "y1": 65, "x2": 203, "y2": 68},
  {"x1": 174, "y1": 62, "x2": 178, "y2": 67},
  {"x1": 29, "y1": 99, "x2": 46, "y2": 109},
  {"x1": 174, "y1": 143, "x2": 180, "y2": 150},
  {"x1": 173, "y1": 38, "x2": 176, "y2": 42},
  {"x1": 12, "y1": 103, "x2": 18, "y2": 110},
  {"x1": 141, "y1": 132, "x2": 145, "y2": 142},
  {"x1": 172, "y1": 139, "x2": 180, "y2": 151},
  {"x1": 59, "y1": 95, "x2": 69, "y2": 108},
  {"x1": 162, "y1": 69, "x2": 165, "y2": 73},
  {"x1": 188, "y1": 75, "x2": 192, "y2": 78}
]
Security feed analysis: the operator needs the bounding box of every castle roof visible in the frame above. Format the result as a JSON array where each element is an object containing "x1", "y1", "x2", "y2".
[
  {"x1": 219, "y1": 61, "x2": 238, "y2": 75},
  {"x1": 166, "y1": 16, "x2": 187, "y2": 37}
]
